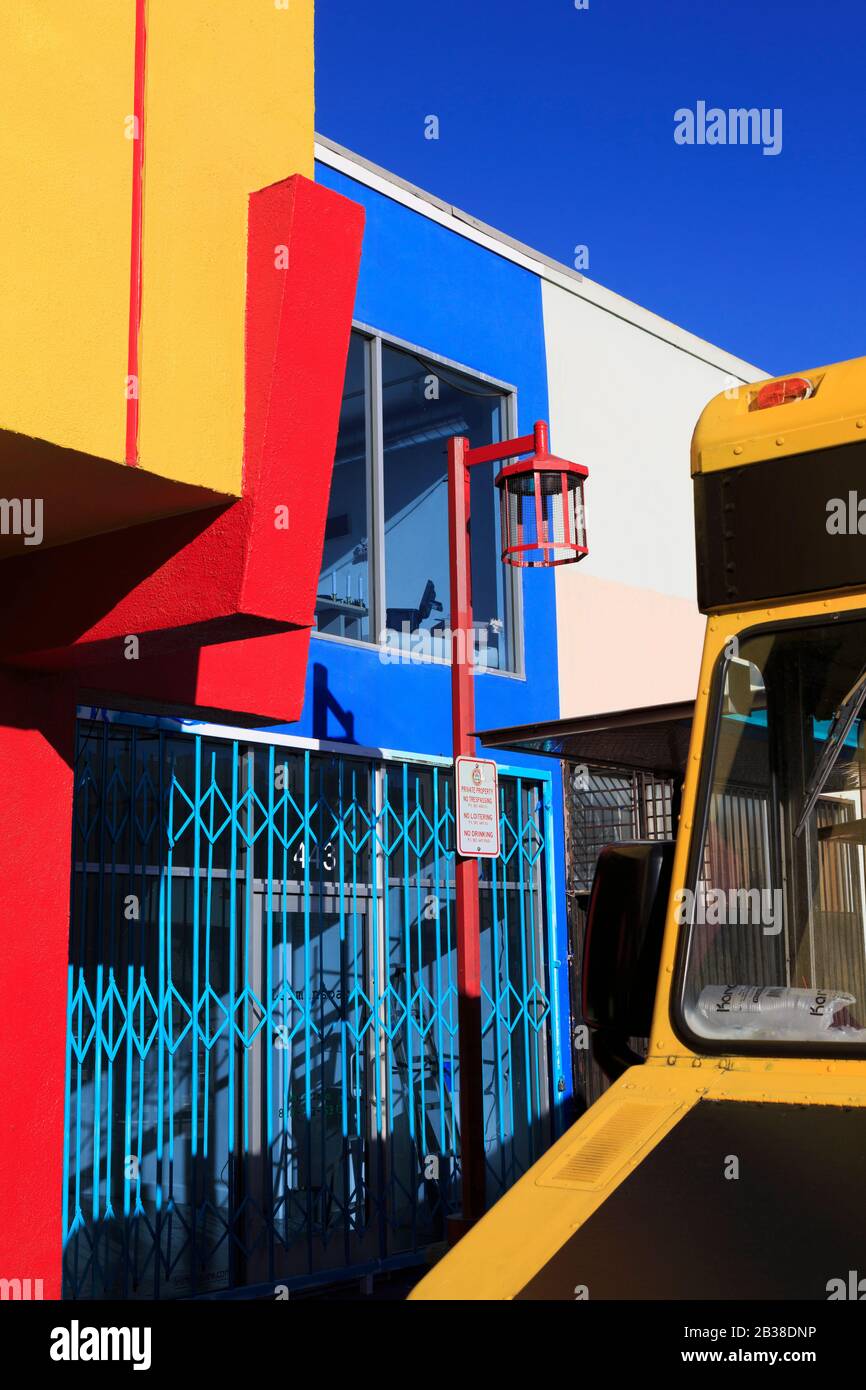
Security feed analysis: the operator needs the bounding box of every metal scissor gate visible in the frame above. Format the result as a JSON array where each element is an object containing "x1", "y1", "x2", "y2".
[{"x1": 63, "y1": 711, "x2": 563, "y2": 1299}]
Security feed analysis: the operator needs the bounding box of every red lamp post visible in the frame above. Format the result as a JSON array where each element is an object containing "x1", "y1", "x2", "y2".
[{"x1": 446, "y1": 420, "x2": 588, "y2": 1236}]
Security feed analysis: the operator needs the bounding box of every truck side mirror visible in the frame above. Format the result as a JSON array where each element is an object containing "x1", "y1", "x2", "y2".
[{"x1": 582, "y1": 840, "x2": 676, "y2": 1078}]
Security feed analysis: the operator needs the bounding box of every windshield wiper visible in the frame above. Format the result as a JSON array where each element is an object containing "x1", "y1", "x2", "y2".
[{"x1": 794, "y1": 663, "x2": 866, "y2": 838}]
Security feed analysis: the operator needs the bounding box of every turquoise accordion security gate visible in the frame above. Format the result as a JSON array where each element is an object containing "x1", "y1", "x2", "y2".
[{"x1": 63, "y1": 711, "x2": 563, "y2": 1299}]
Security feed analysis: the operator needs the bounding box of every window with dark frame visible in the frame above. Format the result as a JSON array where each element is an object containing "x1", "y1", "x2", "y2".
[{"x1": 315, "y1": 328, "x2": 519, "y2": 673}]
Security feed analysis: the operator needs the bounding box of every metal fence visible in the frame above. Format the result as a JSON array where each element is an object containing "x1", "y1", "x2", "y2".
[{"x1": 63, "y1": 712, "x2": 562, "y2": 1299}]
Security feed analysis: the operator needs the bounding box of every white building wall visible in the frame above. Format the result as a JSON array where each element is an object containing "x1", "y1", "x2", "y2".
[
  {"x1": 542, "y1": 278, "x2": 764, "y2": 717},
  {"x1": 314, "y1": 137, "x2": 768, "y2": 724}
]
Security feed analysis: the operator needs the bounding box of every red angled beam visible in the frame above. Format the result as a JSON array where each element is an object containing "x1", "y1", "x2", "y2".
[
  {"x1": 463, "y1": 431, "x2": 536, "y2": 468},
  {"x1": 0, "y1": 174, "x2": 365, "y2": 721}
]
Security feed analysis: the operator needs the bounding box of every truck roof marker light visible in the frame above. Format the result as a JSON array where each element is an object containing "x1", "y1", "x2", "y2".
[{"x1": 750, "y1": 376, "x2": 814, "y2": 411}]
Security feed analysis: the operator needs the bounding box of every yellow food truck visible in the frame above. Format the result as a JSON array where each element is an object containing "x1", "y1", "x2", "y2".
[{"x1": 411, "y1": 355, "x2": 866, "y2": 1300}]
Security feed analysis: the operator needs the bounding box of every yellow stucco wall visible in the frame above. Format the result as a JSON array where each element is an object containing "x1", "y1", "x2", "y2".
[
  {"x1": 0, "y1": 2, "x2": 134, "y2": 465},
  {"x1": 139, "y1": 0, "x2": 314, "y2": 495},
  {"x1": 0, "y1": 0, "x2": 314, "y2": 498}
]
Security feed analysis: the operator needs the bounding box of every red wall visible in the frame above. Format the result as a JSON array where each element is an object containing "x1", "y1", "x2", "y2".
[{"x1": 0, "y1": 670, "x2": 75, "y2": 1297}]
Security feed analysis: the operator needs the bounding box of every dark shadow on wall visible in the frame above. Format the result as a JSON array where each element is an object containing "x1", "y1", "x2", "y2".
[{"x1": 312, "y1": 662, "x2": 355, "y2": 744}]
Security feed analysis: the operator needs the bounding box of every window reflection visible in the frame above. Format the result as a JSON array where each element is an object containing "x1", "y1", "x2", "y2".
[
  {"x1": 315, "y1": 331, "x2": 515, "y2": 672},
  {"x1": 682, "y1": 619, "x2": 866, "y2": 1049},
  {"x1": 316, "y1": 334, "x2": 370, "y2": 641},
  {"x1": 381, "y1": 344, "x2": 508, "y2": 670}
]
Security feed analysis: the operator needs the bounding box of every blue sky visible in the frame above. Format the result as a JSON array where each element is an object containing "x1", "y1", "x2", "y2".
[{"x1": 316, "y1": 0, "x2": 865, "y2": 375}]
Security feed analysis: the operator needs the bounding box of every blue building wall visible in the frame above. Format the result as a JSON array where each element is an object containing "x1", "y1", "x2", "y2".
[
  {"x1": 300, "y1": 161, "x2": 560, "y2": 753},
  {"x1": 278, "y1": 161, "x2": 573, "y2": 1109}
]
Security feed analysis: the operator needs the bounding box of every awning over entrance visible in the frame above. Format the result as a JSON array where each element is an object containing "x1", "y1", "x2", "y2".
[{"x1": 476, "y1": 700, "x2": 696, "y2": 777}]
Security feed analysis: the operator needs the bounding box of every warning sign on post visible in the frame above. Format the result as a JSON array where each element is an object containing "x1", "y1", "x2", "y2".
[{"x1": 455, "y1": 756, "x2": 500, "y2": 858}]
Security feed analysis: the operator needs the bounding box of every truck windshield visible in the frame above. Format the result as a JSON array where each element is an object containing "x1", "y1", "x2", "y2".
[{"x1": 680, "y1": 613, "x2": 866, "y2": 1050}]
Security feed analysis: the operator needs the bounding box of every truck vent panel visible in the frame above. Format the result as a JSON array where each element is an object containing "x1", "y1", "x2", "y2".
[{"x1": 537, "y1": 1100, "x2": 680, "y2": 1191}]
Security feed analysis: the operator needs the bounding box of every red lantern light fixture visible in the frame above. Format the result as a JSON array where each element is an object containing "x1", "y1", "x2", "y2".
[
  {"x1": 445, "y1": 417, "x2": 588, "y2": 1240},
  {"x1": 494, "y1": 420, "x2": 588, "y2": 567}
]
